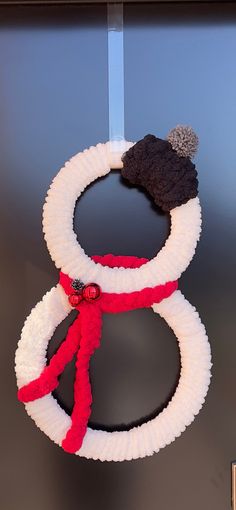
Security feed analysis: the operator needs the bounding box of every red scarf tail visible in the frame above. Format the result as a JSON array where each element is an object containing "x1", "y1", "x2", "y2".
[
  {"x1": 17, "y1": 315, "x2": 81, "y2": 403},
  {"x1": 62, "y1": 303, "x2": 102, "y2": 453}
]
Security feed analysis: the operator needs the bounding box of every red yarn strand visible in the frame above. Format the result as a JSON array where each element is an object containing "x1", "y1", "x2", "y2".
[
  {"x1": 18, "y1": 314, "x2": 81, "y2": 403},
  {"x1": 62, "y1": 303, "x2": 102, "y2": 453}
]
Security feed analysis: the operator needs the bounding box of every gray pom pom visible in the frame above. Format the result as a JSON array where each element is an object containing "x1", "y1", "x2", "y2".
[{"x1": 167, "y1": 125, "x2": 198, "y2": 159}]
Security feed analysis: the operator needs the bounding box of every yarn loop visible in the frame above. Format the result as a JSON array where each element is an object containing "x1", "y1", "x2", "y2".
[{"x1": 18, "y1": 254, "x2": 177, "y2": 453}]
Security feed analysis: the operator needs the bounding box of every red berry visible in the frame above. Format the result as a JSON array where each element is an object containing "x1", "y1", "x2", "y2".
[
  {"x1": 68, "y1": 293, "x2": 82, "y2": 307},
  {"x1": 82, "y1": 283, "x2": 101, "y2": 302}
]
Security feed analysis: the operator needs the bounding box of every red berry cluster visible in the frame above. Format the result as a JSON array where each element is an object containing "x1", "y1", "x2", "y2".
[{"x1": 68, "y1": 282, "x2": 101, "y2": 307}]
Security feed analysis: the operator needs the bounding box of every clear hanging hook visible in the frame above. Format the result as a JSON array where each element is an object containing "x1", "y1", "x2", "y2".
[{"x1": 107, "y1": 3, "x2": 125, "y2": 153}]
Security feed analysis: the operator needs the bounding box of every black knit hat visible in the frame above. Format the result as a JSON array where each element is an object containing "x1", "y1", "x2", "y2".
[{"x1": 121, "y1": 126, "x2": 199, "y2": 212}]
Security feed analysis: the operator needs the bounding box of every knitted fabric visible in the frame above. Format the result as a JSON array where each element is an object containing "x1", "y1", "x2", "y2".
[
  {"x1": 121, "y1": 134, "x2": 198, "y2": 211},
  {"x1": 18, "y1": 254, "x2": 178, "y2": 454}
]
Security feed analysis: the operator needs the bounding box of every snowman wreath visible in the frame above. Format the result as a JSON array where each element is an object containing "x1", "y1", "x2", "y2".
[{"x1": 15, "y1": 126, "x2": 211, "y2": 462}]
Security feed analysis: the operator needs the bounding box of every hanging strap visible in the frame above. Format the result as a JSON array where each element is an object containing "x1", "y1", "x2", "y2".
[{"x1": 108, "y1": 2, "x2": 125, "y2": 145}]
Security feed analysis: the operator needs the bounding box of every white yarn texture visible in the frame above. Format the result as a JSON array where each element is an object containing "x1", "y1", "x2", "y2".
[
  {"x1": 15, "y1": 140, "x2": 211, "y2": 461},
  {"x1": 43, "y1": 141, "x2": 202, "y2": 292}
]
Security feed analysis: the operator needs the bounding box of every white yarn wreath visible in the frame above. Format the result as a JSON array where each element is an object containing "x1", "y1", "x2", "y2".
[
  {"x1": 42, "y1": 141, "x2": 202, "y2": 292},
  {"x1": 15, "y1": 140, "x2": 212, "y2": 461}
]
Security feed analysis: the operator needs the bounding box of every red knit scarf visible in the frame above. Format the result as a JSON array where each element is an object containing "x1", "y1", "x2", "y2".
[{"x1": 18, "y1": 254, "x2": 178, "y2": 453}]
